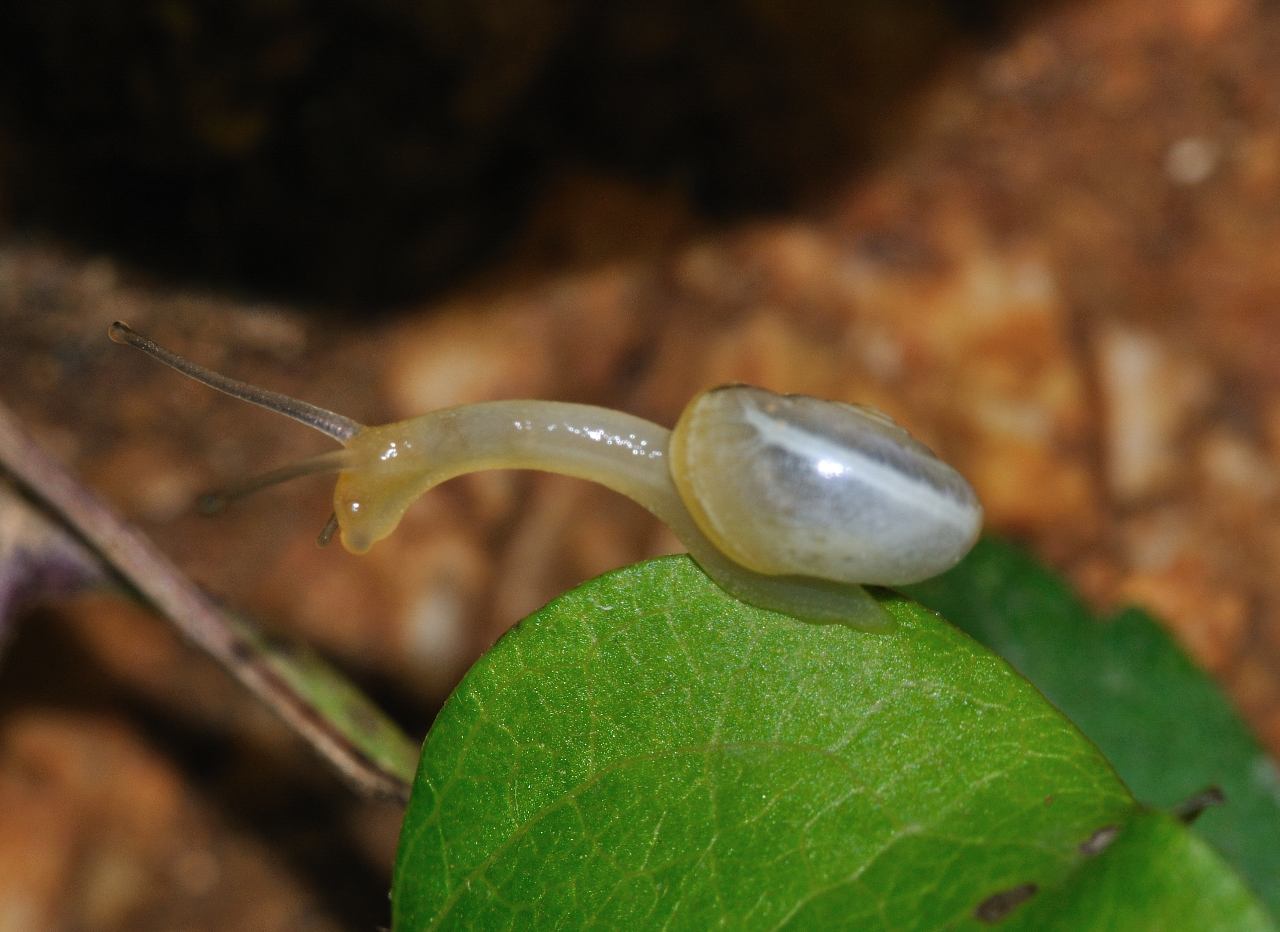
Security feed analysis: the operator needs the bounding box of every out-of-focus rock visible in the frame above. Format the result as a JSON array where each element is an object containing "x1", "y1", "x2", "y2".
[
  {"x1": 383, "y1": 268, "x2": 642, "y2": 413},
  {"x1": 1097, "y1": 325, "x2": 1212, "y2": 504},
  {"x1": 0, "y1": 711, "x2": 347, "y2": 931}
]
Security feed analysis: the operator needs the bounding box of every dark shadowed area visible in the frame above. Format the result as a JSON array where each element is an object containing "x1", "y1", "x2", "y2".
[{"x1": 0, "y1": 0, "x2": 1035, "y2": 306}]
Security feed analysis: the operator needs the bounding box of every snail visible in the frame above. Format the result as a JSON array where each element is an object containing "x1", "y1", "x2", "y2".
[{"x1": 109, "y1": 322, "x2": 982, "y2": 630}]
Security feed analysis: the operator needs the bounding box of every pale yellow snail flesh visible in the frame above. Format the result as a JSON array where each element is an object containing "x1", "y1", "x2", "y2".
[{"x1": 109, "y1": 322, "x2": 982, "y2": 630}]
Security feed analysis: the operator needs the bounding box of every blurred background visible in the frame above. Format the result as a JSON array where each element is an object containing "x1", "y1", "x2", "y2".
[{"x1": 1, "y1": 0, "x2": 1279, "y2": 927}]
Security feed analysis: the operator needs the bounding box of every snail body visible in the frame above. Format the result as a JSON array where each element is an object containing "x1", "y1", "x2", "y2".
[{"x1": 110, "y1": 323, "x2": 982, "y2": 631}]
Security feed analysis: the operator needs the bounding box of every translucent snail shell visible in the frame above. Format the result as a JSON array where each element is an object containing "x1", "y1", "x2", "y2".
[{"x1": 670, "y1": 386, "x2": 981, "y2": 586}]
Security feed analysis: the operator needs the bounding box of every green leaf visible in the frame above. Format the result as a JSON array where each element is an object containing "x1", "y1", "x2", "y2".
[
  {"x1": 1006, "y1": 809, "x2": 1275, "y2": 930},
  {"x1": 394, "y1": 556, "x2": 1146, "y2": 929},
  {"x1": 906, "y1": 538, "x2": 1280, "y2": 917}
]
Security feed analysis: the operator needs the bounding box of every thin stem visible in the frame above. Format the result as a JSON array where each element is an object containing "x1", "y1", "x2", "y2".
[
  {"x1": 0, "y1": 399, "x2": 411, "y2": 802},
  {"x1": 109, "y1": 322, "x2": 363, "y2": 443}
]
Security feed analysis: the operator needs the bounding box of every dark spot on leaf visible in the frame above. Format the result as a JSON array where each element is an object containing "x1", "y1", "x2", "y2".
[
  {"x1": 1079, "y1": 824, "x2": 1120, "y2": 857},
  {"x1": 1173, "y1": 786, "x2": 1225, "y2": 824},
  {"x1": 974, "y1": 882, "x2": 1038, "y2": 923},
  {"x1": 1043, "y1": 794, "x2": 1054, "y2": 806}
]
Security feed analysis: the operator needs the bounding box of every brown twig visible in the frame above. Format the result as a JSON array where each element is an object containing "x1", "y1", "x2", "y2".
[{"x1": 0, "y1": 400, "x2": 412, "y2": 803}]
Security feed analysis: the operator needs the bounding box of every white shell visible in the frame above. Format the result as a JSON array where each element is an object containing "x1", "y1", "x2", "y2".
[{"x1": 670, "y1": 386, "x2": 982, "y2": 585}]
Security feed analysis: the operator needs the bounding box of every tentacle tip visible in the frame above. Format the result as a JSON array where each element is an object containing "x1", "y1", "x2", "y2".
[{"x1": 108, "y1": 321, "x2": 135, "y2": 345}]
